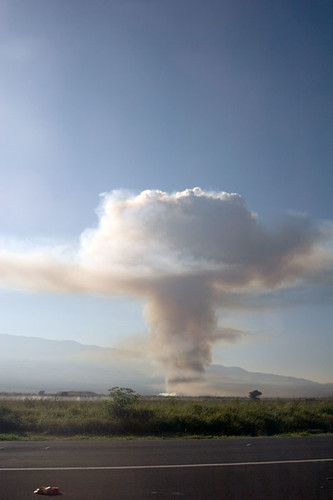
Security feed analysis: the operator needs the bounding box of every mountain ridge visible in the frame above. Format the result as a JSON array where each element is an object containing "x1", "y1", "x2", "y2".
[{"x1": 1, "y1": 334, "x2": 332, "y2": 397}]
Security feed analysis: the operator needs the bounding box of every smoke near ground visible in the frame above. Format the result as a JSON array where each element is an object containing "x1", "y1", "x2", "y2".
[{"x1": 1, "y1": 188, "x2": 332, "y2": 390}]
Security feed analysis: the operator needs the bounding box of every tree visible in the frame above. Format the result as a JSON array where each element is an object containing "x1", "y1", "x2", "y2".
[
  {"x1": 106, "y1": 387, "x2": 140, "y2": 419},
  {"x1": 249, "y1": 389, "x2": 262, "y2": 400}
]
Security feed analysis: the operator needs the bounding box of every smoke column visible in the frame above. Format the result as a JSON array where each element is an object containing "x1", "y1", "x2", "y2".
[{"x1": 1, "y1": 188, "x2": 332, "y2": 389}]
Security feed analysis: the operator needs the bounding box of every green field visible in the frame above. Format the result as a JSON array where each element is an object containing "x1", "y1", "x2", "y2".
[{"x1": 1, "y1": 396, "x2": 333, "y2": 440}]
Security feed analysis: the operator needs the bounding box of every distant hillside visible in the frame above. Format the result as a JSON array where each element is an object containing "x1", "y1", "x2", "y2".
[
  {"x1": 1, "y1": 334, "x2": 332, "y2": 397},
  {"x1": 206, "y1": 364, "x2": 333, "y2": 398},
  {"x1": 0, "y1": 333, "x2": 163, "y2": 394}
]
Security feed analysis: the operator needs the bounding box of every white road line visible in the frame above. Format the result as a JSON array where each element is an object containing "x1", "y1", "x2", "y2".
[{"x1": 1, "y1": 458, "x2": 333, "y2": 471}]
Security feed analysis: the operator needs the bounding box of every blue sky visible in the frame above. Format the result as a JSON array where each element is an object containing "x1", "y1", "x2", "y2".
[{"x1": 1, "y1": 0, "x2": 332, "y2": 386}]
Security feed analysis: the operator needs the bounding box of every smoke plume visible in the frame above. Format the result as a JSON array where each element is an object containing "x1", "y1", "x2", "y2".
[{"x1": 1, "y1": 188, "x2": 332, "y2": 389}]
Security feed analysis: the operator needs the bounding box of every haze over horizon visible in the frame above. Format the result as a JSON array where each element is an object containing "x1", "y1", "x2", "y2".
[
  {"x1": 1, "y1": 1, "x2": 332, "y2": 394},
  {"x1": 1, "y1": 332, "x2": 333, "y2": 398}
]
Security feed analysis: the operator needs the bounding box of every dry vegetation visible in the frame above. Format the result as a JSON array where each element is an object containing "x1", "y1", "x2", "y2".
[{"x1": 1, "y1": 395, "x2": 333, "y2": 440}]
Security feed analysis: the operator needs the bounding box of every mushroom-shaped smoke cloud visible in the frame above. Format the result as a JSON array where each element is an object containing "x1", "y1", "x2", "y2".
[{"x1": 1, "y1": 188, "x2": 332, "y2": 389}]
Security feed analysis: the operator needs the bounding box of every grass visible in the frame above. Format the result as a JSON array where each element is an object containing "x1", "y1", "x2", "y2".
[{"x1": 0, "y1": 397, "x2": 332, "y2": 440}]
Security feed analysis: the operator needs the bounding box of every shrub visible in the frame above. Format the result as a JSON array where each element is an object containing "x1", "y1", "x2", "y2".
[
  {"x1": 105, "y1": 387, "x2": 141, "y2": 420},
  {"x1": 0, "y1": 405, "x2": 21, "y2": 433}
]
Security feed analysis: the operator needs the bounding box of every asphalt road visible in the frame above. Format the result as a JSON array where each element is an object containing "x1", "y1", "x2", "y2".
[{"x1": 1, "y1": 436, "x2": 333, "y2": 499}]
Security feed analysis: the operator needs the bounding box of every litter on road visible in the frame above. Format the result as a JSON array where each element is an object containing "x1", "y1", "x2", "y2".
[{"x1": 33, "y1": 486, "x2": 62, "y2": 495}]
